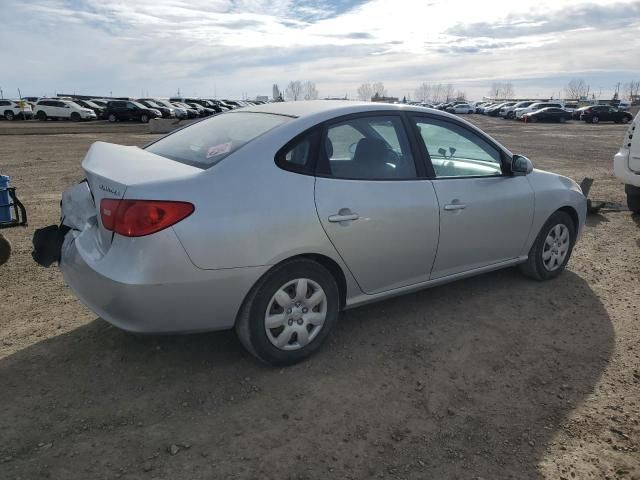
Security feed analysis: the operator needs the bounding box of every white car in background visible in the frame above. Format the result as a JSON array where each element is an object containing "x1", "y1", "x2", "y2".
[
  {"x1": 34, "y1": 99, "x2": 97, "y2": 121},
  {"x1": 514, "y1": 102, "x2": 563, "y2": 119},
  {"x1": 501, "y1": 101, "x2": 535, "y2": 119},
  {"x1": 0, "y1": 99, "x2": 33, "y2": 120},
  {"x1": 446, "y1": 103, "x2": 474, "y2": 114},
  {"x1": 613, "y1": 110, "x2": 640, "y2": 213}
]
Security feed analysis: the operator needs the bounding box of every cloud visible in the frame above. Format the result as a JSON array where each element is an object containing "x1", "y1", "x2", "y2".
[{"x1": 1, "y1": 0, "x2": 639, "y2": 100}]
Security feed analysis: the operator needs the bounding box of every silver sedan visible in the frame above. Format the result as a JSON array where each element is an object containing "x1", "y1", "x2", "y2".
[{"x1": 39, "y1": 101, "x2": 587, "y2": 365}]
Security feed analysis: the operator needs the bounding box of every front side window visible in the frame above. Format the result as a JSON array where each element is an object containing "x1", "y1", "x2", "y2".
[
  {"x1": 321, "y1": 116, "x2": 416, "y2": 180},
  {"x1": 414, "y1": 117, "x2": 503, "y2": 178},
  {"x1": 146, "y1": 112, "x2": 290, "y2": 169}
]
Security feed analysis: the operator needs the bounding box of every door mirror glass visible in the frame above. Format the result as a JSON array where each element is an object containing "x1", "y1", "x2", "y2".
[{"x1": 511, "y1": 154, "x2": 533, "y2": 175}]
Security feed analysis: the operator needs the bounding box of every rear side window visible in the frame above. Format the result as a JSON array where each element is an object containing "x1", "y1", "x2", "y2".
[{"x1": 146, "y1": 112, "x2": 290, "y2": 169}]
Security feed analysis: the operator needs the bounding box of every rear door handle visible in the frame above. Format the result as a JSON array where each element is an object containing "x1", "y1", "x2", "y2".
[
  {"x1": 444, "y1": 203, "x2": 467, "y2": 211},
  {"x1": 328, "y1": 209, "x2": 360, "y2": 223}
]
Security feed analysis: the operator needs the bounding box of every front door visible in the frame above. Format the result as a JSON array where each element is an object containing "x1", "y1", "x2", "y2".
[
  {"x1": 411, "y1": 115, "x2": 535, "y2": 279},
  {"x1": 314, "y1": 114, "x2": 440, "y2": 294}
]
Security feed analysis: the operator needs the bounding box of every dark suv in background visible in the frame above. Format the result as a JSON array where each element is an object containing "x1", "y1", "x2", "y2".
[
  {"x1": 137, "y1": 99, "x2": 176, "y2": 118},
  {"x1": 103, "y1": 100, "x2": 161, "y2": 123}
]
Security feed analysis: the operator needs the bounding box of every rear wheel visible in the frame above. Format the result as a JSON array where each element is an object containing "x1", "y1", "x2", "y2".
[
  {"x1": 37, "y1": 110, "x2": 47, "y2": 121},
  {"x1": 140, "y1": 114, "x2": 149, "y2": 123},
  {"x1": 70, "y1": 112, "x2": 81, "y2": 122},
  {"x1": 520, "y1": 211, "x2": 576, "y2": 281},
  {"x1": 235, "y1": 258, "x2": 340, "y2": 365},
  {"x1": 108, "y1": 114, "x2": 117, "y2": 122},
  {"x1": 592, "y1": 116, "x2": 600, "y2": 124},
  {"x1": 622, "y1": 116, "x2": 630, "y2": 124},
  {"x1": 626, "y1": 185, "x2": 640, "y2": 214},
  {"x1": 4, "y1": 111, "x2": 15, "y2": 121}
]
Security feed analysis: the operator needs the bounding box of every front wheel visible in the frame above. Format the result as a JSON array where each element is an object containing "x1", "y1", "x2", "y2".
[
  {"x1": 70, "y1": 112, "x2": 81, "y2": 122},
  {"x1": 140, "y1": 114, "x2": 149, "y2": 123},
  {"x1": 37, "y1": 111, "x2": 47, "y2": 121},
  {"x1": 592, "y1": 116, "x2": 599, "y2": 124},
  {"x1": 235, "y1": 259, "x2": 340, "y2": 365},
  {"x1": 108, "y1": 114, "x2": 117, "y2": 122},
  {"x1": 4, "y1": 111, "x2": 15, "y2": 121},
  {"x1": 622, "y1": 117, "x2": 630, "y2": 124},
  {"x1": 520, "y1": 211, "x2": 576, "y2": 281}
]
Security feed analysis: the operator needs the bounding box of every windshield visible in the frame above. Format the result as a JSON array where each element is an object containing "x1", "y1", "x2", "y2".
[
  {"x1": 143, "y1": 100, "x2": 160, "y2": 108},
  {"x1": 130, "y1": 101, "x2": 147, "y2": 109},
  {"x1": 66, "y1": 101, "x2": 84, "y2": 109},
  {"x1": 83, "y1": 100, "x2": 99, "y2": 108},
  {"x1": 146, "y1": 112, "x2": 291, "y2": 169}
]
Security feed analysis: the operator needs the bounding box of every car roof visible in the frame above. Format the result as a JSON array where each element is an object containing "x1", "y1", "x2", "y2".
[{"x1": 235, "y1": 100, "x2": 440, "y2": 120}]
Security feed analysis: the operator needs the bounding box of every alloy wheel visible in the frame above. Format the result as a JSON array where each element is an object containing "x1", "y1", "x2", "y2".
[
  {"x1": 264, "y1": 278, "x2": 327, "y2": 351},
  {"x1": 542, "y1": 224, "x2": 570, "y2": 271}
]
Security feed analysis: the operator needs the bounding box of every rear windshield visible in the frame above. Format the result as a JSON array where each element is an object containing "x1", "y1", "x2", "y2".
[{"x1": 146, "y1": 112, "x2": 291, "y2": 168}]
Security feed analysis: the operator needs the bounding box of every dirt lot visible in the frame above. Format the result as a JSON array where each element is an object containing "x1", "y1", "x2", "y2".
[{"x1": 1, "y1": 116, "x2": 638, "y2": 480}]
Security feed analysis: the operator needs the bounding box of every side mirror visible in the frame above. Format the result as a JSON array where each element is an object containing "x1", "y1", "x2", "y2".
[{"x1": 511, "y1": 154, "x2": 533, "y2": 175}]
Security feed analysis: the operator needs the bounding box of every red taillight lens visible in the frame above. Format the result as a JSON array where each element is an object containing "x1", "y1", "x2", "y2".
[{"x1": 100, "y1": 199, "x2": 194, "y2": 237}]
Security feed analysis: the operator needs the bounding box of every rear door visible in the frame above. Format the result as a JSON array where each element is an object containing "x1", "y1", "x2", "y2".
[
  {"x1": 314, "y1": 113, "x2": 440, "y2": 294},
  {"x1": 411, "y1": 114, "x2": 534, "y2": 279}
]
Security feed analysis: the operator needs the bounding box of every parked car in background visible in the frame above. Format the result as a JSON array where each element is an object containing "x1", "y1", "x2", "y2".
[
  {"x1": 572, "y1": 106, "x2": 591, "y2": 120},
  {"x1": 137, "y1": 99, "x2": 176, "y2": 119},
  {"x1": 522, "y1": 107, "x2": 572, "y2": 123},
  {"x1": 171, "y1": 102, "x2": 199, "y2": 119},
  {"x1": 187, "y1": 102, "x2": 215, "y2": 117},
  {"x1": 613, "y1": 111, "x2": 640, "y2": 213},
  {"x1": 74, "y1": 99, "x2": 105, "y2": 119},
  {"x1": 616, "y1": 101, "x2": 631, "y2": 111},
  {"x1": 150, "y1": 99, "x2": 189, "y2": 119},
  {"x1": 515, "y1": 102, "x2": 563, "y2": 119},
  {"x1": 563, "y1": 103, "x2": 578, "y2": 113},
  {"x1": 22, "y1": 96, "x2": 40, "y2": 103},
  {"x1": 486, "y1": 102, "x2": 516, "y2": 117},
  {"x1": 580, "y1": 105, "x2": 633, "y2": 124},
  {"x1": 501, "y1": 101, "x2": 535, "y2": 119},
  {"x1": 103, "y1": 100, "x2": 161, "y2": 123},
  {"x1": 0, "y1": 99, "x2": 34, "y2": 120},
  {"x1": 446, "y1": 103, "x2": 474, "y2": 114},
  {"x1": 34, "y1": 99, "x2": 97, "y2": 121},
  {"x1": 39, "y1": 101, "x2": 586, "y2": 365}
]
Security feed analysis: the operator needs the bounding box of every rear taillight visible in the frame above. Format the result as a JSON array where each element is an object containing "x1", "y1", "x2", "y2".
[{"x1": 100, "y1": 199, "x2": 194, "y2": 237}]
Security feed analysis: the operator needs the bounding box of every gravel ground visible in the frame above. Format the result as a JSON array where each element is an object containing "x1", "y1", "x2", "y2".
[{"x1": 0, "y1": 115, "x2": 638, "y2": 480}]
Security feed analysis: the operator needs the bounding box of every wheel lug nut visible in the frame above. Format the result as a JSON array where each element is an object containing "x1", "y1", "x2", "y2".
[
  {"x1": 288, "y1": 319, "x2": 293, "y2": 326},
  {"x1": 286, "y1": 308, "x2": 292, "y2": 314},
  {"x1": 297, "y1": 319, "x2": 304, "y2": 325}
]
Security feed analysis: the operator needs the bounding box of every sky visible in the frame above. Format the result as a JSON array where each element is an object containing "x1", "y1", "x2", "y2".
[{"x1": 1, "y1": 0, "x2": 639, "y2": 101}]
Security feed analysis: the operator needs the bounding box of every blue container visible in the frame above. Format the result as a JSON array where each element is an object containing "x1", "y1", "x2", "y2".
[{"x1": 0, "y1": 175, "x2": 12, "y2": 223}]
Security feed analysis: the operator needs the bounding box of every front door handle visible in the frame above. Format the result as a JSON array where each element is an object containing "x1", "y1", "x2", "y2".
[
  {"x1": 444, "y1": 203, "x2": 467, "y2": 211},
  {"x1": 328, "y1": 208, "x2": 360, "y2": 223}
]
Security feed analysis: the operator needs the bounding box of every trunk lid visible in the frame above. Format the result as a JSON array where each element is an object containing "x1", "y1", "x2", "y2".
[{"x1": 62, "y1": 141, "x2": 202, "y2": 256}]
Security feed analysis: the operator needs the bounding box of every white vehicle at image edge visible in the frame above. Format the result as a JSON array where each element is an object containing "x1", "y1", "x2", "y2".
[
  {"x1": 0, "y1": 99, "x2": 33, "y2": 120},
  {"x1": 35, "y1": 98, "x2": 97, "y2": 121},
  {"x1": 613, "y1": 110, "x2": 640, "y2": 213},
  {"x1": 514, "y1": 102, "x2": 563, "y2": 119},
  {"x1": 32, "y1": 101, "x2": 587, "y2": 365}
]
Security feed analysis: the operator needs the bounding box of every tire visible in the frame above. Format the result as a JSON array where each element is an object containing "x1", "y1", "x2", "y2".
[
  {"x1": 592, "y1": 116, "x2": 599, "y2": 124},
  {"x1": 235, "y1": 258, "x2": 340, "y2": 366},
  {"x1": 140, "y1": 114, "x2": 149, "y2": 123},
  {"x1": 626, "y1": 185, "x2": 640, "y2": 214},
  {"x1": 37, "y1": 110, "x2": 47, "y2": 121},
  {"x1": 70, "y1": 112, "x2": 81, "y2": 122},
  {"x1": 529, "y1": 116, "x2": 537, "y2": 123},
  {"x1": 0, "y1": 234, "x2": 11, "y2": 266},
  {"x1": 4, "y1": 111, "x2": 15, "y2": 121},
  {"x1": 519, "y1": 211, "x2": 576, "y2": 281},
  {"x1": 559, "y1": 117, "x2": 567, "y2": 123},
  {"x1": 622, "y1": 117, "x2": 630, "y2": 124},
  {"x1": 108, "y1": 114, "x2": 117, "y2": 123}
]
